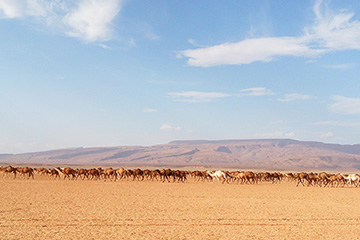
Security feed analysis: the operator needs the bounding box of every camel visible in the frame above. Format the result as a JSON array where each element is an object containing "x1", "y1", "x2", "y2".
[
  {"x1": 260, "y1": 172, "x2": 271, "y2": 182},
  {"x1": 18, "y1": 167, "x2": 34, "y2": 179},
  {"x1": 324, "y1": 174, "x2": 345, "y2": 188},
  {"x1": 103, "y1": 168, "x2": 116, "y2": 181},
  {"x1": 270, "y1": 172, "x2": 281, "y2": 184},
  {"x1": 285, "y1": 173, "x2": 295, "y2": 181},
  {"x1": 243, "y1": 171, "x2": 256, "y2": 184},
  {"x1": 307, "y1": 172, "x2": 318, "y2": 186},
  {"x1": 173, "y1": 170, "x2": 187, "y2": 183},
  {"x1": 115, "y1": 168, "x2": 126, "y2": 180},
  {"x1": 88, "y1": 169, "x2": 100, "y2": 180},
  {"x1": 76, "y1": 169, "x2": 88, "y2": 180},
  {"x1": 3, "y1": 166, "x2": 17, "y2": 178},
  {"x1": 143, "y1": 169, "x2": 152, "y2": 180},
  {"x1": 296, "y1": 172, "x2": 310, "y2": 187},
  {"x1": 235, "y1": 172, "x2": 246, "y2": 184},
  {"x1": 48, "y1": 168, "x2": 60, "y2": 179},
  {"x1": 342, "y1": 174, "x2": 360, "y2": 187},
  {"x1": 160, "y1": 169, "x2": 174, "y2": 183},
  {"x1": 191, "y1": 171, "x2": 205, "y2": 181},
  {"x1": 227, "y1": 171, "x2": 239, "y2": 183},
  {"x1": 54, "y1": 167, "x2": 76, "y2": 180},
  {"x1": 151, "y1": 169, "x2": 161, "y2": 181},
  {"x1": 132, "y1": 169, "x2": 144, "y2": 181},
  {"x1": 36, "y1": 168, "x2": 50, "y2": 176},
  {"x1": 206, "y1": 170, "x2": 228, "y2": 184},
  {"x1": 317, "y1": 172, "x2": 330, "y2": 187}
]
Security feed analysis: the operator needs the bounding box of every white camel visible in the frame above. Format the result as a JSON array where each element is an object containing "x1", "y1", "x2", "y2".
[{"x1": 206, "y1": 170, "x2": 228, "y2": 184}]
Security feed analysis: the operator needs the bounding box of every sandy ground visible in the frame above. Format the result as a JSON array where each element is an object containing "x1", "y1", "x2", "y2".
[{"x1": 1, "y1": 176, "x2": 360, "y2": 239}]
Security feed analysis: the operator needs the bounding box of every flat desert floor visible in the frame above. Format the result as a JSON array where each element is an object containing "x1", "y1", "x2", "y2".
[{"x1": 1, "y1": 176, "x2": 360, "y2": 239}]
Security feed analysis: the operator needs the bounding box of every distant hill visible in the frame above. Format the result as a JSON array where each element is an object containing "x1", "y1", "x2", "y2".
[{"x1": 2, "y1": 139, "x2": 360, "y2": 170}]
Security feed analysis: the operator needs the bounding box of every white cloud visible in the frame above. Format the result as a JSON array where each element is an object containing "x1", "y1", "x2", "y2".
[
  {"x1": 179, "y1": 0, "x2": 360, "y2": 67},
  {"x1": 160, "y1": 124, "x2": 181, "y2": 131},
  {"x1": 167, "y1": 91, "x2": 231, "y2": 103},
  {"x1": 279, "y1": 93, "x2": 317, "y2": 102},
  {"x1": 188, "y1": 38, "x2": 207, "y2": 48},
  {"x1": 310, "y1": 121, "x2": 360, "y2": 127},
  {"x1": 0, "y1": 0, "x2": 122, "y2": 42},
  {"x1": 238, "y1": 87, "x2": 274, "y2": 96},
  {"x1": 143, "y1": 108, "x2": 158, "y2": 113},
  {"x1": 320, "y1": 131, "x2": 334, "y2": 139},
  {"x1": 0, "y1": 0, "x2": 48, "y2": 18},
  {"x1": 308, "y1": 0, "x2": 360, "y2": 51},
  {"x1": 256, "y1": 131, "x2": 296, "y2": 138},
  {"x1": 63, "y1": 0, "x2": 121, "y2": 42},
  {"x1": 180, "y1": 37, "x2": 319, "y2": 67},
  {"x1": 168, "y1": 87, "x2": 273, "y2": 103},
  {"x1": 0, "y1": 0, "x2": 22, "y2": 18},
  {"x1": 328, "y1": 95, "x2": 360, "y2": 114},
  {"x1": 99, "y1": 43, "x2": 110, "y2": 49}
]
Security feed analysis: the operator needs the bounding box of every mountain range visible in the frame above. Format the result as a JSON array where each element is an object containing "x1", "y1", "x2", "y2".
[{"x1": 1, "y1": 139, "x2": 360, "y2": 170}]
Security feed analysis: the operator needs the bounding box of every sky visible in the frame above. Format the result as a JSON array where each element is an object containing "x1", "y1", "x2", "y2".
[{"x1": 1, "y1": 0, "x2": 360, "y2": 153}]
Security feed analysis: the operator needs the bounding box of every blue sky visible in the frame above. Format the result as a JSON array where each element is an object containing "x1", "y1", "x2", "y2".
[{"x1": 1, "y1": 0, "x2": 360, "y2": 153}]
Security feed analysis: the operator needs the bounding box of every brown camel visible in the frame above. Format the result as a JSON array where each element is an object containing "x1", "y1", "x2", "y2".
[
  {"x1": 270, "y1": 172, "x2": 281, "y2": 184},
  {"x1": 103, "y1": 168, "x2": 116, "y2": 181},
  {"x1": 49, "y1": 168, "x2": 60, "y2": 179},
  {"x1": 173, "y1": 170, "x2": 187, "y2": 183},
  {"x1": 77, "y1": 168, "x2": 88, "y2": 180},
  {"x1": 3, "y1": 166, "x2": 17, "y2": 178},
  {"x1": 160, "y1": 169, "x2": 173, "y2": 183},
  {"x1": 88, "y1": 169, "x2": 100, "y2": 180},
  {"x1": 296, "y1": 172, "x2": 310, "y2": 187},
  {"x1": 18, "y1": 167, "x2": 34, "y2": 179},
  {"x1": 132, "y1": 169, "x2": 144, "y2": 181},
  {"x1": 55, "y1": 167, "x2": 76, "y2": 180}
]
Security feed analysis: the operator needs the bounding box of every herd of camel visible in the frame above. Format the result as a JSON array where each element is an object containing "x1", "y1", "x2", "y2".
[{"x1": 1, "y1": 165, "x2": 360, "y2": 187}]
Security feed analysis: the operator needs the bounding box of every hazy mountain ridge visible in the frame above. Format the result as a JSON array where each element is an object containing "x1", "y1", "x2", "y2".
[{"x1": 1, "y1": 139, "x2": 360, "y2": 170}]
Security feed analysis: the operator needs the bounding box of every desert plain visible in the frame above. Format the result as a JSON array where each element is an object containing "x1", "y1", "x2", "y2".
[{"x1": 1, "y1": 172, "x2": 360, "y2": 240}]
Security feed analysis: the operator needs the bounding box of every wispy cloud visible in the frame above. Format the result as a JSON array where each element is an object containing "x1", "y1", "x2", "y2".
[
  {"x1": 99, "y1": 43, "x2": 110, "y2": 49},
  {"x1": 0, "y1": 0, "x2": 49, "y2": 18},
  {"x1": 328, "y1": 95, "x2": 360, "y2": 114},
  {"x1": 325, "y1": 64, "x2": 352, "y2": 70},
  {"x1": 310, "y1": 121, "x2": 360, "y2": 127},
  {"x1": 143, "y1": 108, "x2": 158, "y2": 113},
  {"x1": 144, "y1": 29, "x2": 160, "y2": 41},
  {"x1": 167, "y1": 91, "x2": 231, "y2": 103},
  {"x1": 256, "y1": 131, "x2": 296, "y2": 138},
  {"x1": 320, "y1": 131, "x2": 334, "y2": 139},
  {"x1": 278, "y1": 93, "x2": 317, "y2": 102},
  {"x1": 179, "y1": 37, "x2": 318, "y2": 67},
  {"x1": 188, "y1": 38, "x2": 207, "y2": 48},
  {"x1": 179, "y1": 0, "x2": 360, "y2": 67},
  {"x1": 0, "y1": 0, "x2": 122, "y2": 42},
  {"x1": 168, "y1": 87, "x2": 273, "y2": 103},
  {"x1": 237, "y1": 87, "x2": 274, "y2": 96},
  {"x1": 308, "y1": 0, "x2": 360, "y2": 51},
  {"x1": 160, "y1": 124, "x2": 181, "y2": 131}
]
